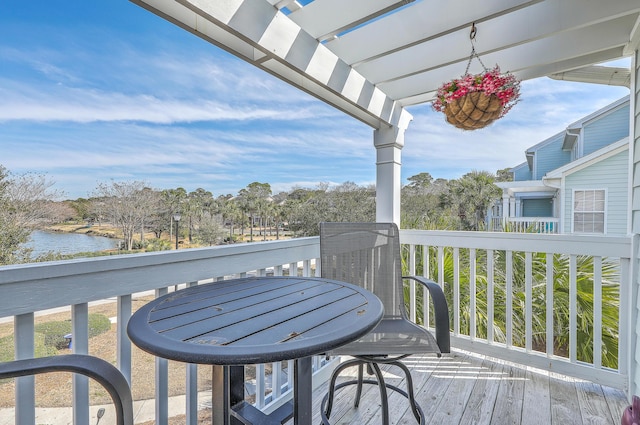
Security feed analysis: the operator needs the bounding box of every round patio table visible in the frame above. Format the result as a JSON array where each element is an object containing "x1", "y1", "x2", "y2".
[{"x1": 127, "y1": 276, "x2": 383, "y2": 425}]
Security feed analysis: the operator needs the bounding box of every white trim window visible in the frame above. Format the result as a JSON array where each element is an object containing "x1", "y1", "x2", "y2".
[{"x1": 572, "y1": 189, "x2": 606, "y2": 234}]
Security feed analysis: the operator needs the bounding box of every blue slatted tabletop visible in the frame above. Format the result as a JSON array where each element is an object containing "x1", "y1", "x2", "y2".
[{"x1": 127, "y1": 276, "x2": 383, "y2": 425}]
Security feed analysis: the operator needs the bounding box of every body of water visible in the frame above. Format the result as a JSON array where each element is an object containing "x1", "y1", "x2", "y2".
[{"x1": 25, "y1": 230, "x2": 121, "y2": 256}]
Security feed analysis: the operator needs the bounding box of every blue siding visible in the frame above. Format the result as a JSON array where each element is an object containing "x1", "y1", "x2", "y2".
[
  {"x1": 522, "y1": 198, "x2": 553, "y2": 217},
  {"x1": 513, "y1": 163, "x2": 531, "y2": 181},
  {"x1": 534, "y1": 134, "x2": 571, "y2": 179},
  {"x1": 582, "y1": 104, "x2": 630, "y2": 155},
  {"x1": 563, "y1": 149, "x2": 628, "y2": 235}
]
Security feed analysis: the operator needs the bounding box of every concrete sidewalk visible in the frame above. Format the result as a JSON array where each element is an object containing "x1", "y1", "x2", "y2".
[{"x1": 0, "y1": 392, "x2": 212, "y2": 425}]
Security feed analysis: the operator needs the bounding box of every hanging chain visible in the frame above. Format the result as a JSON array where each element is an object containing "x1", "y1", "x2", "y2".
[{"x1": 464, "y1": 22, "x2": 489, "y2": 76}]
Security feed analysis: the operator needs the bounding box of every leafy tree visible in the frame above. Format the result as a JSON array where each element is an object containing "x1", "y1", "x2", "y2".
[
  {"x1": 0, "y1": 165, "x2": 64, "y2": 265},
  {"x1": 185, "y1": 188, "x2": 215, "y2": 243},
  {"x1": 286, "y1": 182, "x2": 375, "y2": 236},
  {"x1": 402, "y1": 173, "x2": 449, "y2": 230},
  {"x1": 161, "y1": 188, "x2": 188, "y2": 241},
  {"x1": 92, "y1": 181, "x2": 156, "y2": 251},
  {"x1": 237, "y1": 182, "x2": 272, "y2": 242},
  {"x1": 405, "y1": 172, "x2": 433, "y2": 192},
  {"x1": 219, "y1": 195, "x2": 242, "y2": 242},
  {"x1": 193, "y1": 211, "x2": 226, "y2": 246},
  {"x1": 442, "y1": 171, "x2": 501, "y2": 230},
  {"x1": 496, "y1": 167, "x2": 513, "y2": 182}
]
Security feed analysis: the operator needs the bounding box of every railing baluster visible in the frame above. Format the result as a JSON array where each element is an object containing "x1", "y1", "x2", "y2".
[
  {"x1": 453, "y1": 247, "x2": 460, "y2": 336},
  {"x1": 185, "y1": 282, "x2": 198, "y2": 425},
  {"x1": 487, "y1": 249, "x2": 494, "y2": 344},
  {"x1": 155, "y1": 287, "x2": 169, "y2": 425},
  {"x1": 287, "y1": 360, "x2": 294, "y2": 392},
  {"x1": 506, "y1": 250, "x2": 513, "y2": 348},
  {"x1": 423, "y1": 245, "x2": 430, "y2": 327},
  {"x1": 619, "y1": 257, "x2": 631, "y2": 377},
  {"x1": 569, "y1": 254, "x2": 578, "y2": 363},
  {"x1": 546, "y1": 253, "x2": 554, "y2": 357},
  {"x1": 525, "y1": 252, "x2": 532, "y2": 352},
  {"x1": 409, "y1": 244, "x2": 416, "y2": 322},
  {"x1": 593, "y1": 256, "x2": 603, "y2": 369},
  {"x1": 272, "y1": 361, "x2": 282, "y2": 400},
  {"x1": 117, "y1": 294, "x2": 132, "y2": 383},
  {"x1": 15, "y1": 312, "x2": 35, "y2": 425},
  {"x1": 72, "y1": 302, "x2": 89, "y2": 424},
  {"x1": 469, "y1": 249, "x2": 476, "y2": 340},
  {"x1": 255, "y1": 364, "x2": 266, "y2": 408}
]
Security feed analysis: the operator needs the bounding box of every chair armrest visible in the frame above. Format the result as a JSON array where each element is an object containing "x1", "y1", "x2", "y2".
[
  {"x1": 403, "y1": 276, "x2": 451, "y2": 353},
  {"x1": 0, "y1": 354, "x2": 133, "y2": 425}
]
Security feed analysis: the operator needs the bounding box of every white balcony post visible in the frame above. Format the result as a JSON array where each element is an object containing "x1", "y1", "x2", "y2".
[
  {"x1": 629, "y1": 44, "x2": 640, "y2": 398},
  {"x1": 374, "y1": 109, "x2": 412, "y2": 224}
]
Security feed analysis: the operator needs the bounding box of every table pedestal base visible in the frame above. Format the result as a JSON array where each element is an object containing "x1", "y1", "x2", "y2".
[{"x1": 211, "y1": 357, "x2": 313, "y2": 425}]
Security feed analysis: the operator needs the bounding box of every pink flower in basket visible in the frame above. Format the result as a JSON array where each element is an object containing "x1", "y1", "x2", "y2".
[{"x1": 432, "y1": 66, "x2": 521, "y2": 119}]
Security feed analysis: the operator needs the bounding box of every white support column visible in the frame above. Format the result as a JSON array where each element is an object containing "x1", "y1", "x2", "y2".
[
  {"x1": 628, "y1": 44, "x2": 639, "y2": 398},
  {"x1": 509, "y1": 198, "x2": 516, "y2": 218},
  {"x1": 374, "y1": 109, "x2": 412, "y2": 224},
  {"x1": 502, "y1": 193, "x2": 509, "y2": 217},
  {"x1": 501, "y1": 193, "x2": 510, "y2": 229}
]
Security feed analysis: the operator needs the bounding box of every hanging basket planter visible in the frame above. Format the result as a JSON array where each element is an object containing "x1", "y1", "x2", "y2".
[
  {"x1": 443, "y1": 91, "x2": 503, "y2": 130},
  {"x1": 432, "y1": 24, "x2": 521, "y2": 130},
  {"x1": 433, "y1": 65, "x2": 520, "y2": 131}
]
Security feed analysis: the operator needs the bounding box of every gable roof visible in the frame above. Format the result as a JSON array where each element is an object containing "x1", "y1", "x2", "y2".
[{"x1": 542, "y1": 137, "x2": 629, "y2": 185}]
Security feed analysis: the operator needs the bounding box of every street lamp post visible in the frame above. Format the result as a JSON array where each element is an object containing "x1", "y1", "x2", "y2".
[{"x1": 173, "y1": 213, "x2": 181, "y2": 250}]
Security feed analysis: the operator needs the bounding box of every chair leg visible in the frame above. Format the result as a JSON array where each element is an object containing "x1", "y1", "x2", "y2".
[
  {"x1": 368, "y1": 362, "x2": 390, "y2": 425},
  {"x1": 354, "y1": 363, "x2": 364, "y2": 408},
  {"x1": 389, "y1": 360, "x2": 423, "y2": 423},
  {"x1": 322, "y1": 358, "x2": 363, "y2": 424},
  {"x1": 321, "y1": 358, "x2": 425, "y2": 425}
]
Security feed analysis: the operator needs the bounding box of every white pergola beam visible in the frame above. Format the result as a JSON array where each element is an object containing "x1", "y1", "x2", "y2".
[
  {"x1": 325, "y1": 0, "x2": 543, "y2": 65},
  {"x1": 287, "y1": 0, "x2": 413, "y2": 41},
  {"x1": 380, "y1": 16, "x2": 635, "y2": 101},
  {"x1": 353, "y1": 0, "x2": 640, "y2": 85},
  {"x1": 134, "y1": 0, "x2": 404, "y2": 129}
]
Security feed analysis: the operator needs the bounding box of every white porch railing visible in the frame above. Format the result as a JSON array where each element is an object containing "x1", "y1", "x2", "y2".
[
  {"x1": 490, "y1": 217, "x2": 560, "y2": 233},
  {"x1": 0, "y1": 230, "x2": 633, "y2": 423},
  {"x1": 0, "y1": 237, "x2": 330, "y2": 425},
  {"x1": 400, "y1": 230, "x2": 631, "y2": 390}
]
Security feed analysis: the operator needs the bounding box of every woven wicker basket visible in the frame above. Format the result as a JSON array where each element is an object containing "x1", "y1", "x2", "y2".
[{"x1": 443, "y1": 91, "x2": 503, "y2": 130}]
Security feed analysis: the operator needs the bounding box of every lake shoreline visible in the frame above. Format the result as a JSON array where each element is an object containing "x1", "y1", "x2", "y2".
[{"x1": 45, "y1": 223, "x2": 122, "y2": 240}]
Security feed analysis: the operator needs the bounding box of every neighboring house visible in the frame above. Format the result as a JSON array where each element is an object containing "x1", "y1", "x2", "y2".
[{"x1": 491, "y1": 96, "x2": 630, "y2": 235}]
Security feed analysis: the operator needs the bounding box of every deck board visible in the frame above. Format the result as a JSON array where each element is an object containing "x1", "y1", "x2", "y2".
[
  {"x1": 521, "y1": 367, "x2": 551, "y2": 425},
  {"x1": 305, "y1": 349, "x2": 628, "y2": 425}
]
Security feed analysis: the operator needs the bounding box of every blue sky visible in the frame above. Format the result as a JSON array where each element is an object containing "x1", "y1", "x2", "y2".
[{"x1": 0, "y1": 1, "x2": 631, "y2": 200}]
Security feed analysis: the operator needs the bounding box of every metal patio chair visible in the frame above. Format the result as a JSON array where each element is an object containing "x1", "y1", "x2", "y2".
[
  {"x1": 319, "y1": 222, "x2": 450, "y2": 425},
  {"x1": 0, "y1": 354, "x2": 134, "y2": 425}
]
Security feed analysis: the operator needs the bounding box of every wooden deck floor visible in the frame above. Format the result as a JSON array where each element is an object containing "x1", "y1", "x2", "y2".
[{"x1": 303, "y1": 349, "x2": 629, "y2": 425}]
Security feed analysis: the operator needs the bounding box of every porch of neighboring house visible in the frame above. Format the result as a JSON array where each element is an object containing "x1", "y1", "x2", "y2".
[{"x1": 489, "y1": 182, "x2": 560, "y2": 233}]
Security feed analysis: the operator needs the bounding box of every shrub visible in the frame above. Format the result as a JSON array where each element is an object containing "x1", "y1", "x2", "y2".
[
  {"x1": 34, "y1": 313, "x2": 112, "y2": 349},
  {"x1": 144, "y1": 238, "x2": 172, "y2": 252},
  {"x1": 0, "y1": 333, "x2": 58, "y2": 362}
]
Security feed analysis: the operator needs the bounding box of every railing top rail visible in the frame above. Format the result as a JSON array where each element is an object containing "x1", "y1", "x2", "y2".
[
  {"x1": 0, "y1": 237, "x2": 320, "y2": 318},
  {"x1": 504, "y1": 217, "x2": 560, "y2": 222},
  {"x1": 400, "y1": 230, "x2": 631, "y2": 257}
]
